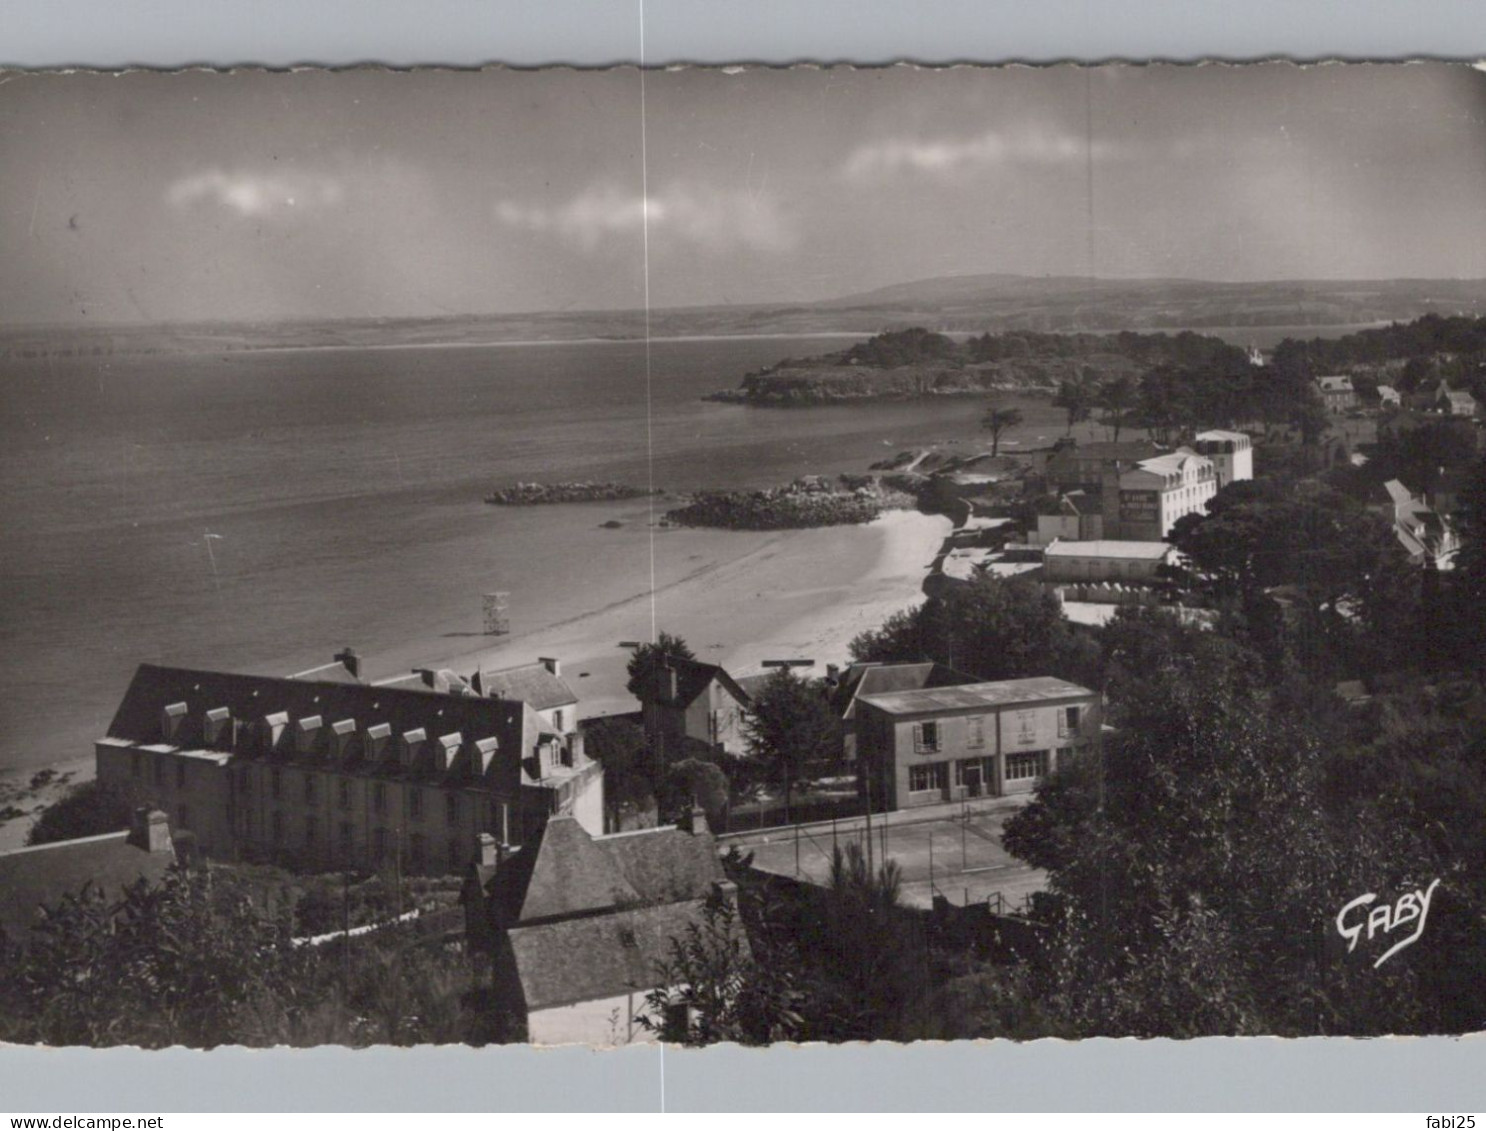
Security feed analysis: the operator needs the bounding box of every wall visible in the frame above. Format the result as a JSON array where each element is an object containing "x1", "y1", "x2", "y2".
[
  {"x1": 526, "y1": 991, "x2": 657, "y2": 1048},
  {"x1": 860, "y1": 693, "x2": 1101, "y2": 810}
]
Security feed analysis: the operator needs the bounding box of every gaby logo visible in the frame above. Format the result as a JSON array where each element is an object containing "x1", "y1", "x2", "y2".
[{"x1": 1335, "y1": 878, "x2": 1442, "y2": 969}]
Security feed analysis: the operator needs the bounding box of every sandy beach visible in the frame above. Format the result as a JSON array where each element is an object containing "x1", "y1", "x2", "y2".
[{"x1": 0, "y1": 507, "x2": 950, "y2": 852}]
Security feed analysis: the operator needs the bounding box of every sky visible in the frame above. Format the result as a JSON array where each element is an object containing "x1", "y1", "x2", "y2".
[{"x1": 3, "y1": 62, "x2": 1486, "y2": 325}]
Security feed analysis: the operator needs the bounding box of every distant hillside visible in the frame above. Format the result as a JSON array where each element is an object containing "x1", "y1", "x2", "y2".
[{"x1": 6, "y1": 275, "x2": 1486, "y2": 358}]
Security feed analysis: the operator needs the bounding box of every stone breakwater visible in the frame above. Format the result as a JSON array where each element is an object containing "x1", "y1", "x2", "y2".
[{"x1": 484, "y1": 481, "x2": 660, "y2": 505}]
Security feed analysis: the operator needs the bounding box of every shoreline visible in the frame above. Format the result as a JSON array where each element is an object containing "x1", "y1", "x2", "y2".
[{"x1": 0, "y1": 507, "x2": 950, "y2": 853}]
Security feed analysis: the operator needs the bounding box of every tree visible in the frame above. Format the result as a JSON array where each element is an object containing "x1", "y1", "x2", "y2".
[
  {"x1": 742, "y1": 669, "x2": 841, "y2": 819},
  {"x1": 1052, "y1": 376, "x2": 1095, "y2": 436},
  {"x1": 979, "y1": 402, "x2": 1024, "y2": 458},
  {"x1": 657, "y1": 757, "x2": 731, "y2": 829},
  {"x1": 27, "y1": 780, "x2": 147, "y2": 847},
  {"x1": 1096, "y1": 374, "x2": 1137, "y2": 442},
  {"x1": 1002, "y1": 657, "x2": 1460, "y2": 1037},
  {"x1": 849, "y1": 575, "x2": 1099, "y2": 688},
  {"x1": 639, "y1": 888, "x2": 803, "y2": 1046},
  {"x1": 582, "y1": 718, "x2": 655, "y2": 830},
  {"x1": 624, "y1": 632, "x2": 695, "y2": 700}
]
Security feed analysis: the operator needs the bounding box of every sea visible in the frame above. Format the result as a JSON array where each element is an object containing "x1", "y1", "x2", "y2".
[{"x1": 0, "y1": 322, "x2": 1376, "y2": 773}]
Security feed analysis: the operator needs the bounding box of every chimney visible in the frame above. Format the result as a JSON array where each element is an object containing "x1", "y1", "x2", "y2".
[
  {"x1": 334, "y1": 647, "x2": 360, "y2": 680},
  {"x1": 477, "y1": 832, "x2": 501, "y2": 868},
  {"x1": 539, "y1": 656, "x2": 560, "y2": 678},
  {"x1": 826, "y1": 664, "x2": 841, "y2": 682},
  {"x1": 129, "y1": 807, "x2": 173, "y2": 855},
  {"x1": 712, "y1": 878, "x2": 738, "y2": 905},
  {"x1": 683, "y1": 804, "x2": 709, "y2": 836}
]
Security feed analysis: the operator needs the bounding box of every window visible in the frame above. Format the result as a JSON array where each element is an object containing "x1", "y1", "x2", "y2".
[
  {"x1": 339, "y1": 822, "x2": 353, "y2": 859},
  {"x1": 271, "y1": 769, "x2": 282, "y2": 801},
  {"x1": 409, "y1": 833, "x2": 426, "y2": 871},
  {"x1": 152, "y1": 757, "x2": 164, "y2": 787},
  {"x1": 908, "y1": 762, "x2": 948, "y2": 793},
  {"x1": 131, "y1": 752, "x2": 142, "y2": 779},
  {"x1": 553, "y1": 709, "x2": 564, "y2": 732},
  {"x1": 373, "y1": 783, "x2": 387, "y2": 815},
  {"x1": 1058, "y1": 706, "x2": 1081, "y2": 738},
  {"x1": 372, "y1": 827, "x2": 388, "y2": 862},
  {"x1": 175, "y1": 762, "x2": 187, "y2": 790},
  {"x1": 238, "y1": 769, "x2": 252, "y2": 795},
  {"x1": 445, "y1": 792, "x2": 459, "y2": 825},
  {"x1": 913, "y1": 721, "x2": 941, "y2": 753},
  {"x1": 965, "y1": 715, "x2": 985, "y2": 749},
  {"x1": 271, "y1": 810, "x2": 284, "y2": 844},
  {"x1": 447, "y1": 838, "x2": 462, "y2": 872},
  {"x1": 305, "y1": 815, "x2": 318, "y2": 845},
  {"x1": 304, "y1": 773, "x2": 317, "y2": 805},
  {"x1": 1005, "y1": 751, "x2": 1048, "y2": 782},
  {"x1": 409, "y1": 787, "x2": 423, "y2": 821},
  {"x1": 177, "y1": 804, "x2": 190, "y2": 830},
  {"x1": 338, "y1": 779, "x2": 351, "y2": 811}
]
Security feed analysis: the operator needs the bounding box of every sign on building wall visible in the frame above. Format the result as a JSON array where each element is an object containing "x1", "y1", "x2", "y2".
[{"x1": 1120, "y1": 490, "x2": 1161, "y2": 523}]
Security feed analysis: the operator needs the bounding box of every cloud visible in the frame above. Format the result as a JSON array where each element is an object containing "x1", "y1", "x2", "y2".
[
  {"x1": 843, "y1": 127, "x2": 1114, "y2": 179},
  {"x1": 496, "y1": 181, "x2": 794, "y2": 252},
  {"x1": 167, "y1": 168, "x2": 344, "y2": 217}
]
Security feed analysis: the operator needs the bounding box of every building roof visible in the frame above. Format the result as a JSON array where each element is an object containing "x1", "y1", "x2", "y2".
[
  {"x1": 473, "y1": 662, "x2": 578, "y2": 711},
  {"x1": 859, "y1": 676, "x2": 1096, "y2": 716},
  {"x1": 507, "y1": 897, "x2": 725, "y2": 1013},
  {"x1": 1442, "y1": 389, "x2": 1478, "y2": 413},
  {"x1": 490, "y1": 814, "x2": 724, "y2": 926},
  {"x1": 1316, "y1": 375, "x2": 1355, "y2": 393},
  {"x1": 288, "y1": 659, "x2": 364, "y2": 685},
  {"x1": 372, "y1": 668, "x2": 478, "y2": 696},
  {"x1": 1132, "y1": 449, "x2": 1210, "y2": 477},
  {"x1": 1045, "y1": 540, "x2": 1172, "y2": 561},
  {"x1": 833, "y1": 661, "x2": 980, "y2": 722},
  {"x1": 649, "y1": 657, "x2": 753, "y2": 711},
  {"x1": 1194, "y1": 429, "x2": 1251, "y2": 444},
  {"x1": 0, "y1": 829, "x2": 176, "y2": 948},
  {"x1": 105, "y1": 663, "x2": 548, "y2": 791}
]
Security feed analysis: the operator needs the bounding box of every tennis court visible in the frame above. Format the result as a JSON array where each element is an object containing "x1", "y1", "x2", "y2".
[{"x1": 721, "y1": 798, "x2": 1045, "y2": 912}]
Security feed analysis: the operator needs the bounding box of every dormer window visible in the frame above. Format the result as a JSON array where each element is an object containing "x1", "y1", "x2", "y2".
[
  {"x1": 203, "y1": 707, "x2": 231, "y2": 746},
  {"x1": 398, "y1": 727, "x2": 427, "y2": 769},
  {"x1": 295, "y1": 715, "x2": 323, "y2": 756},
  {"x1": 161, "y1": 702, "x2": 188, "y2": 743},
  {"x1": 260, "y1": 711, "x2": 289, "y2": 754},
  {"x1": 364, "y1": 723, "x2": 392, "y2": 764},
  {"x1": 328, "y1": 719, "x2": 356, "y2": 762}
]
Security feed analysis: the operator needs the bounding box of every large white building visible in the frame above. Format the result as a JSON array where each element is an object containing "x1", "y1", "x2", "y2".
[
  {"x1": 1114, "y1": 448, "x2": 1218, "y2": 540},
  {"x1": 1193, "y1": 430, "x2": 1254, "y2": 489},
  {"x1": 95, "y1": 660, "x2": 603, "y2": 876}
]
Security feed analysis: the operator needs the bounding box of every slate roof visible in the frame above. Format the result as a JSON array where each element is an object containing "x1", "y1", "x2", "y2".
[
  {"x1": 507, "y1": 898, "x2": 723, "y2": 1012},
  {"x1": 106, "y1": 663, "x2": 542, "y2": 789},
  {"x1": 474, "y1": 662, "x2": 578, "y2": 711},
  {"x1": 288, "y1": 660, "x2": 364, "y2": 685},
  {"x1": 491, "y1": 815, "x2": 725, "y2": 926},
  {"x1": 372, "y1": 668, "x2": 478, "y2": 696},
  {"x1": 859, "y1": 676, "x2": 1097, "y2": 716},
  {"x1": 651, "y1": 657, "x2": 753, "y2": 710},
  {"x1": 833, "y1": 662, "x2": 980, "y2": 722},
  {"x1": 0, "y1": 830, "x2": 176, "y2": 948}
]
